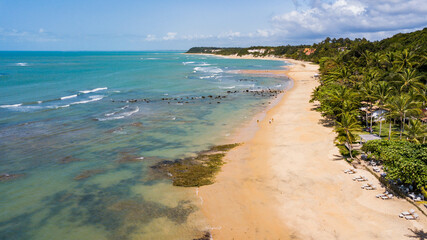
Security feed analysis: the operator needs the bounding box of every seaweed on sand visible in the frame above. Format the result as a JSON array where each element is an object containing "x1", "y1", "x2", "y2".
[
  {"x1": 193, "y1": 231, "x2": 212, "y2": 240},
  {"x1": 151, "y1": 143, "x2": 241, "y2": 187},
  {"x1": 208, "y1": 143, "x2": 241, "y2": 152}
]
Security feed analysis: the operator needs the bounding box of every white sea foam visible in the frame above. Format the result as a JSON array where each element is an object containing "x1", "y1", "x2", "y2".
[
  {"x1": 79, "y1": 87, "x2": 108, "y2": 94},
  {"x1": 60, "y1": 94, "x2": 78, "y2": 100},
  {"x1": 97, "y1": 106, "x2": 139, "y2": 121},
  {"x1": 194, "y1": 67, "x2": 223, "y2": 74},
  {"x1": 37, "y1": 101, "x2": 43, "y2": 104},
  {"x1": 199, "y1": 75, "x2": 215, "y2": 79},
  {"x1": 0, "y1": 103, "x2": 23, "y2": 108},
  {"x1": 219, "y1": 86, "x2": 236, "y2": 89},
  {"x1": 15, "y1": 63, "x2": 29, "y2": 67},
  {"x1": 70, "y1": 95, "x2": 104, "y2": 105},
  {"x1": 49, "y1": 104, "x2": 71, "y2": 109},
  {"x1": 182, "y1": 61, "x2": 195, "y2": 65},
  {"x1": 195, "y1": 62, "x2": 211, "y2": 66},
  {"x1": 238, "y1": 84, "x2": 255, "y2": 88},
  {"x1": 1, "y1": 104, "x2": 43, "y2": 111}
]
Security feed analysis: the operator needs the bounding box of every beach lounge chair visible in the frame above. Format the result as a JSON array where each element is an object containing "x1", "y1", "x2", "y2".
[
  {"x1": 405, "y1": 215, "x2": 416, "y2": 220},
  {"x1": 352, "y1": 176, "x2": 366, "y2": 181},
  {"x1": 364, "y1": 183, "x2": 376, "y2": 190},
  {"x1": 344, "y1": 169, "x2": 356, "y2": 174},
  {"x1": 412, "y1": 213, "x2": 419, "y2": 219},
  {"x1": 401, "y1": 211, "x2": 411, "y2": 216},
  {"x1": 381, "y1": 194, "x2": 393, "y2": 200},
  {"x1": 376, "y1": 194, "x2": 386, "y2": 198},
  {"x1": 357, "y1": 177, "x2": 368, "y2": 182},
  {"x1": 373, "y1": 167, "x2": 380, "y2": 172},
  {"x1": 361, "y1": 184, "x2": 369, "y2": 189},
  {"x1": 409, "y1": 209, "x2": 415, "y2": 214}
]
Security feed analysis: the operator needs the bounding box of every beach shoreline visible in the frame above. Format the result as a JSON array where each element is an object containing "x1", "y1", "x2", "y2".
[{"x1": 193, "y1": 54, "x2": 426, "y2": 239}]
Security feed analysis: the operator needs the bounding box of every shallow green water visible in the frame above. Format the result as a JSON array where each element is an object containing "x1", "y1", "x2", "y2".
[{"x1": 0, "y1": 51, "x2": 290, "y2": 239}]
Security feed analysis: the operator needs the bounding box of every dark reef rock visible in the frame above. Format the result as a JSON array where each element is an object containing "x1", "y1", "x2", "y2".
[
  {"x1": 74, "y1": 169, "x2": 105, "y2": 180},
  {"x1": 129, "y1": 122, "x2": 143, "y2": 127},
  {"x1": 0, "y1": 173, "x2": 25, "y2": 182},
  {"x1": 59, "y1": 156, "x2": 83, "y2": 164}
]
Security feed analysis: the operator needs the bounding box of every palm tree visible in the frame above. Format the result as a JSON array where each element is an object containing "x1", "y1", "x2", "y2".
[
  {"x1": 384, "y1": 110, "x2": 396, "y2": 140},
  {"x1": 367, "y1": 52, "x2": 382, "y2": 69},
  {"x1": 335, "y1": 113, "x2": 361, "y2": 159},
  {"x1": 404, "y1": 119, "x2": 427, "y2": 143},
  {"x1": 326, "y1": 66, "x2": 354, "y2": 86},
  {"x1": 335, "y1": 100, "x2": 360, "y2": 119},
  {"x1": 360, "y1": 80, "x2": 377, "y2": 132},
  {"x1": 374, "y1": 82, "x2": 393, "y2": 136},
  {"x1": 393, "y1": 68, "x2": 424, "y2": 93},
  {"x1": 386, "y1": 95, "x2": 422, "y2": 139},
  {"x1": 394, "y1": 49, "x2": 418, "y2": 71},
  {"x1": 382, "y1": 51, "x2": 396, "y2": 70},
  {"x1": 327, "y1": 85, "x2": 360, "y2": 121}
]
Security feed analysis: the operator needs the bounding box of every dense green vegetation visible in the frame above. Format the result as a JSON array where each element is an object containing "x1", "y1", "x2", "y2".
[
  {"x1": 306, "y1": 29, "x2": 426, "y2": 196},
  {"x1": 362, "y1": 140, "x2": 427, "y2": 189},
  {"x1": 188, "y1": 28, "x2": 427, "y2": 194}
]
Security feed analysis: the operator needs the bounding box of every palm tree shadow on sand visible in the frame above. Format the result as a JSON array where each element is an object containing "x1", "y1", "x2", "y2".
[
  {"x1": 406, "y1": 228, "x2": 427, "y2": 240},
  {"x1": 318, "y1": 118, "x2": 335, "y2": 127},
  {"x1": 332, "y1": 154, "x2": 344, "y2": 161}
]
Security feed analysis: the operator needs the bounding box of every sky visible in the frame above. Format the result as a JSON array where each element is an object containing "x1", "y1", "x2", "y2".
[{"x1": 0, "y1": 0, "x2": 426, "y2": 50}]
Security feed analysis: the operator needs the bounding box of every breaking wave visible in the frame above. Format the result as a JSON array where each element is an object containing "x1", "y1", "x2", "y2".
[
  {"x1": 97, "y1": 106, "x2": 139, "y2": 121},
  {"x1": 193, "y1": 67, "x2": 223, "y2": 74},
  {"x1": 79, "y1": 87, "x2": 108, "y2": 94},
  {"x1": 60, "y1": 94, "x2": 78, "y2": 100}
]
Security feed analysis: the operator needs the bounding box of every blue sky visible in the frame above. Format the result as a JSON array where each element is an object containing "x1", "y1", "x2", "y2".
[{"x1": 1, "y1": 0, "x2": 426, "y2": 50}]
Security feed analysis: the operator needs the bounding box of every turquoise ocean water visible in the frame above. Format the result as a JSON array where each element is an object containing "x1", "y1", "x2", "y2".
[{"x1": 0, "y1": 51, "x2": 290, "y2": 239}]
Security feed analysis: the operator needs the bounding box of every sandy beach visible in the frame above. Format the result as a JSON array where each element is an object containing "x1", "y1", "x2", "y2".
[{"x1": 198, "y1": 55, "x2": 426, "y2": 239}]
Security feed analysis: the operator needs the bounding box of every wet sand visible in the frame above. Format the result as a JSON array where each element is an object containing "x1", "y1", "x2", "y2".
[{"x1": 197, "y1": 55, "x2": 426, "y2": 239}]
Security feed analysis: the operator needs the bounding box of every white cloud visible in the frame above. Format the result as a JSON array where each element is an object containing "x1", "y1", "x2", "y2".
[
  {"x1": 138, "y1": 0, "x2": 426, "y2": 46},
  {"x1": 0, "y1": 28, "x2": 59, "y2": 42},
  {"x1": 181, "y1": 34, "x2": 213, "y2": 40},
  {"x1": 163, "y1": 32, "x2": 177, "y2": 40},
  {"x1": 217, "y1": 31, "x2": 241, "y2": 39},
  {"x1": 256, "y1": 29, "x2": 270, "y2": 38},
  {"x1": 145, "y1": 34, "x2": 157, "y2": 41},
  {"x1": 271, "y1": 0, "x2": 427, "y2": 39}
]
